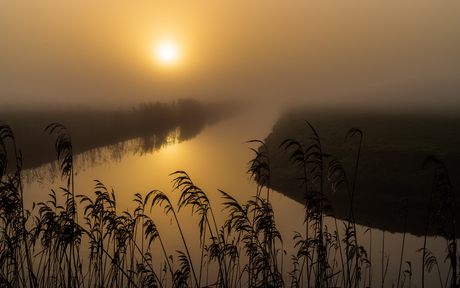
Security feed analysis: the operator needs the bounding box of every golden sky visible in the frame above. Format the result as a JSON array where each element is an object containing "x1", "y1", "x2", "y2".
[{"x1": 1, "y1": 0, "x2": 460, "y2": 112}]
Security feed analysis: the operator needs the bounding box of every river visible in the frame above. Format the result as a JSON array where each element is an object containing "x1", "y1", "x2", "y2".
[{"x1": 15, "y1": 105, "x2": 453, "y2": 287}]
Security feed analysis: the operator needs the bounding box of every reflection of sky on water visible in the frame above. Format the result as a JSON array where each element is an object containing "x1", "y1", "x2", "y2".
[{"x1": 20, "y1": 108, "x2": 452, "y2": 287}]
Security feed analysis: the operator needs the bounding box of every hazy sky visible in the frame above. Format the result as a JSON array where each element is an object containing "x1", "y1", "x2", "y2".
[{"x1": 1, "y1": 0, "x2": 460, "y2": 112}]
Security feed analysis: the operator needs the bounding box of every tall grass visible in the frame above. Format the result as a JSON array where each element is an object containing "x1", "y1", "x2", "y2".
[{"x1": 0, "y1": 119, "x2": 458, "y2": 287}]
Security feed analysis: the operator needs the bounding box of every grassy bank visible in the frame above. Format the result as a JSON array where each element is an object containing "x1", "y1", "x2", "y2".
[
  {"x1": 262, "y1": 109, "x2": 460, "y2": 236},
  {"x1": 0, "y1": 99, "x2": 241, "y2": 172}
]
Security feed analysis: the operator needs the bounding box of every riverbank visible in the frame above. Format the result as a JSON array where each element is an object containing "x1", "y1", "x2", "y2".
[{"x1": 260, "y1": 108, "x2": 460, "y2": 236}]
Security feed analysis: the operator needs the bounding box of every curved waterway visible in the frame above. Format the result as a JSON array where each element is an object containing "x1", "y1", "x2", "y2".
[{"x1": 21, "y1": 106, "x2": 451, "y2": 287}]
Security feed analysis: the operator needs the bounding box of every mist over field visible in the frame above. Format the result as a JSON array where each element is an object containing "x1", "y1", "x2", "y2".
[{"x1": 1, "y1": 0, "x2": 460, "y2": 115}]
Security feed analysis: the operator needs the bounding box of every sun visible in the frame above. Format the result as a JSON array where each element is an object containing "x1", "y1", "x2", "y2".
[{"x1": 155, "y1": 42, "x2": 180, "y2": 65}]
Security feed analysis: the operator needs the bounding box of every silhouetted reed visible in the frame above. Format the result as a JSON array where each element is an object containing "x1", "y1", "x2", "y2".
[
  {"x1": 0, "y1": 119, "x2": 459, "y2": 288},
  {"x1": 419, "y1": 155, "x2": 458, "y2": 288}
]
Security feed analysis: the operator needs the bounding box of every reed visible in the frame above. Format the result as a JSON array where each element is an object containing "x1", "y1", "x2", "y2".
[{"x1": 0, "y1": 119, "x2": 458, "y2": 288}]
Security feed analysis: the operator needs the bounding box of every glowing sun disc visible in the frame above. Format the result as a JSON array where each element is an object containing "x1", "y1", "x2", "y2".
[{"x1": 156, "y1": 42, "x2": 179, "y2": 64}]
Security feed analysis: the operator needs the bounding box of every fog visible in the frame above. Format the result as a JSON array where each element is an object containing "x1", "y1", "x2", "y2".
[
  {"x1": 1, "y1": 0, "x2": 460, "y2": 113},
  {"x1": 2, "y1": 3, "x2": 460, "y2": 286}
]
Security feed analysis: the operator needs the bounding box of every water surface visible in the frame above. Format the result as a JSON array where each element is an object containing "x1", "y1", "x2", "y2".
[{"x1": 17, "y1": 107, "x2": 453, "y2": 287}]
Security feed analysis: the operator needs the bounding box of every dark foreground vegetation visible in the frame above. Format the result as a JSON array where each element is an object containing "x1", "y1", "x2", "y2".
[{"x1": 0, "y1": 111, "x2": 459, "y2": 287}]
